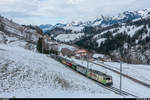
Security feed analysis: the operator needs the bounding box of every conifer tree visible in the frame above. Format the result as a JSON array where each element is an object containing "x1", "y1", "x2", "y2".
[
  {"x1": 37, "y1": 37, "x2": 42, "y2": 53},
  {"x1": 0, "y1": 24, "x2": 4, "y2": 31}
]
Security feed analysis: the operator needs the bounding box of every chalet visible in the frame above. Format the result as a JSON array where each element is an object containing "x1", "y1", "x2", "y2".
[
  {"x1": 74, "y1": 54, "x2": 81, "y2": 59},
  {"x1": 92, "y1": 54, "x2": 111, "y2": 62},
  {"x1": 93, "y1": 54, "x2": 105, "y2": 60},
  {"x1": 74, "y1": 49, "x2": 89, "y2": 60},
  {"x1": 75, "y1": 49, "x2": 88, "y2": 56}
]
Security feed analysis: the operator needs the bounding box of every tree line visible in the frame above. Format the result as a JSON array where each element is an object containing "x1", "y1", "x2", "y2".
[{"x1": 36, "y1": 37, "x2": 58, "y2": 55}]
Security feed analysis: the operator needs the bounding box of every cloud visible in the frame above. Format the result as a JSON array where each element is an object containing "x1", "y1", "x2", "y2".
[{"x1": 0, "y1": 0, "x2": 149, "y2": 25}]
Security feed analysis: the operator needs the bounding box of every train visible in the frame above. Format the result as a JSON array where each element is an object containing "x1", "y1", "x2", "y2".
[{"x1": 50, "y1": 54, "x2": 113, "y2": 86}]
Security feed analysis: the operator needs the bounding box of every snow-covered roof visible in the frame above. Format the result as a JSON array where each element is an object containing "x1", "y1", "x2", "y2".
[
  {"x1": 76, "y1": 49, "x2": 87, "y2": 53},
  {"x1": 75, "y1": 54, "x2": 80, "y2": 57},
  {"x1": 58, "y1": 44, "x2": 77, "y2": 52},
  {"x1": 93, "y1": 54, "x2": 105, "y2": 58}
]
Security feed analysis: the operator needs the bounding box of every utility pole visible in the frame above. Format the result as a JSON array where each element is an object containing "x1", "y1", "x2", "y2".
[
  {"x1": 120, "y1": 61, "x2": 122, "y2": 95},
  {"x1": 87, "y1": 55, "x2": 89, "y2": 69},
  {"x1": 42, "y1": 46, "x2": 43, "y2": 54},
  {"x1": 87, "y1": 54, "x2": 89, "y2": 70},
  {"x1": 42, "y1": 38, "x2": 43, "y2": 54},
  {"x1": 82, "y1": 55, "x2": 84, "y2": 64}
]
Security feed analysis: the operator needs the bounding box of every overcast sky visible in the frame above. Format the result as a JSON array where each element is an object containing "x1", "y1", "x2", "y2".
[{"x1": 0, "y1": 0, "x2": 150, "y2": 25}]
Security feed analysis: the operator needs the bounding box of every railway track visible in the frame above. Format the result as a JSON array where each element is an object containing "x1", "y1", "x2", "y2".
[
  {"x1": 48, "y1": 55, "x2": 137, "y2": 98},
  {"x1": 95, "y1": 82, "x2": 137, "y2": 97},
  {"x1": 90, "y1": 61, "x2": 150, "y2": 89},
  {"x1": 80, "y1": 70, "x2": 138, "y2": 97}
]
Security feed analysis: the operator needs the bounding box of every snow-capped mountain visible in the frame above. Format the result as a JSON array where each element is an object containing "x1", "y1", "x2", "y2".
[
  {"x1": 76, "y1": 14, "x2": 150, "y2": 64},
  {"x1": 40, "y1": 23, "x2": 67, "y2": 33},
  {"x1": 81, "y1": 8, "x2": 150, "y2": 26},
  {"x1": 39, "y1": 8, "x2": 150, "y2": 57},
  {"x1": 39, "y1": 24, "x2": 54, "y2": 33},
  {"x1": 55, "y1": 23, "x2": 66, "y2": 28},
  {"x1": 40, "y1": 8, "x2": 150, "y2": 33}
]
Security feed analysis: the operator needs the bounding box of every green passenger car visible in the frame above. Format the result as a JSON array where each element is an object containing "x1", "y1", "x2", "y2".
[{"x1": 71, "y1": 64, "x2": 77, "y2": 70}]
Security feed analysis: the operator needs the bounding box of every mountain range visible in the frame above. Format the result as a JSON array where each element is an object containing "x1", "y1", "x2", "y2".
[
  {"x1": 0, "y1": 8, "x2": 150, "y2": 64},
  {"x1": 40, "y1": 8, "x2": 150, "y2": 33},
  {"x1": 39, "y1": 8, "x2": 150, "y2": 64}
]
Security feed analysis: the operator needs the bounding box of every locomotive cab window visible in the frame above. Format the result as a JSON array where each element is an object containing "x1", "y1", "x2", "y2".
[{"x1": 105, "y1": 77, "x2": 111, "y2": 80}]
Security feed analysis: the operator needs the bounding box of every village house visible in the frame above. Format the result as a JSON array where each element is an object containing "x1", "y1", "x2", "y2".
[
  {"x1": 41, "y1": 35, "x2": 60, "y2": 52},
  {"x1": 75, "y1": 49, "x2": 88, "y2": 56},
  {"x1": 48, "y1": 42, "x2": 59, "y2": 51},
  {"x1": 61, "y1": 48, "x2": 75, "y2": 57},
  {"x1": 93, "y1": 54, "x2": 105, "y2": 60},
  {"x1": 92, "y1": 53, "x2": 112, "y2": 62},
  {"x1": 74, "y1": 49, "x2": 88, "y2": 60}
]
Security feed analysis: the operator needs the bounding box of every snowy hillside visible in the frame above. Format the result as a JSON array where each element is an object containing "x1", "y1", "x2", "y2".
[
  {"x1": 0, "y1": 44, "x2": 124, "y2": 98},
  {"x1": 55, "y1": 33, "x2": 84, "y2": 42},
  {"x1": 93, "y1": 24, "x2": 147, "y2": 47},
  {"x1": 0, "y1": 16, "x2": 42, "y2": 44},
  {"x1": 63, "y1": 26, "x2": 84, "y2": 32}
]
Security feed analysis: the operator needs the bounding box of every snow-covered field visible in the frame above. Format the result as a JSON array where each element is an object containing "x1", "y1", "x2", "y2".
[
  {"x1": 66, "y1": 57, "x2": 150, "y2": 98},
  {"x1": 55, "y1": 33, "x2": 84, "y2": 42},
  {"x1": 64, "y1": 26, "x2": 84, "y2": 32},
  {"x1": 96, "y1": 38, "x2": 106, "y2": 47},
  {"x1": 100, "y1": 62, "x2": 150, "y2": 85},
  {"x1": 0, "y1": 43, "x2": 124, "y2": 98}
]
